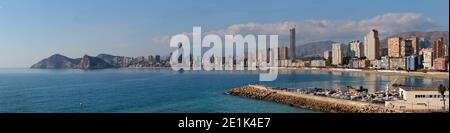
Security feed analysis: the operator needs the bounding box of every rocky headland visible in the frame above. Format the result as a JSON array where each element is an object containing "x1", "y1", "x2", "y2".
[{"x1": 31, "y1": 54, "x2": 169, "y2": 70}]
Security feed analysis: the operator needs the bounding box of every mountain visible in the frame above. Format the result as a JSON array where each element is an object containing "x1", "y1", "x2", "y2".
[
  {"x1": 31, "y1": 53, "x2": 161, "y2": 69},
  {"x1": 296, "y1": 41, "x2": 336, "y2": 58},
  {"x1": 78, "y1": 55, "x2": 114, "y2": 69},
  {"x1": 31, "y1": 54, "x2": 115, "y2": 69},
  {"x1": 96, "y1": 54, "x2": 117, "y2": 64},
  {"x1": 30, "y1": 54, "x2": 80, "y2": 69},
  {"x1": 380, "y1": 31, "x2": 449, "y2": 49},
  {"x1": 96, "y1": 54, "x2": 132, "y2": 68}
]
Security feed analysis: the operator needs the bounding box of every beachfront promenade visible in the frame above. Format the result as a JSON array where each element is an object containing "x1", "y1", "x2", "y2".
[{"x1": 279, "y1": 67, "x2": 449, "y2": 79}]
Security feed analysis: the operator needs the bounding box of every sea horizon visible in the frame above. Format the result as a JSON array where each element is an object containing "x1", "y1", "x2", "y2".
[{"x1": 0, "y1": 68, "x2": 447, "y2": 113}]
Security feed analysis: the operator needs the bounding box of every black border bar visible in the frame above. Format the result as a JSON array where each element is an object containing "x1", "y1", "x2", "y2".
[{"x1": 0, "y1": 113, "x2": 448, "y2": 131}]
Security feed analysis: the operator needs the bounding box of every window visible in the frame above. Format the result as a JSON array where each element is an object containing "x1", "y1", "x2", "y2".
[
  {"x1": 414, "y1": 95, "x2": 426, "y2": 98},
  {"x1": 417, "y1": 103, "x2": 427, "y2": 106}
]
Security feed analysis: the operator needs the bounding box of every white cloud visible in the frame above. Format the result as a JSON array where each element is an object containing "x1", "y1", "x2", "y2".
[{"x1": 152, "y1": 13, "x2": 439, "y2": 46}]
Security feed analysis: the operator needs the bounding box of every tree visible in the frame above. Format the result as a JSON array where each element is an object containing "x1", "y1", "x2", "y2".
[{"x1": 437, "y1": 84, "x2": 447, "y2": 110}]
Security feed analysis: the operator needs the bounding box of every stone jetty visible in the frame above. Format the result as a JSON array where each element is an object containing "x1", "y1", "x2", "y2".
[{"x1": 228, "y1": 85, "x2": 403, "y2": 113}]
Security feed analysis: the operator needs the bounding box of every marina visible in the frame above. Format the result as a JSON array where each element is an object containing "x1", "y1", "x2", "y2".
[
  {"x1": 229, "y1": 84, "x2": 448, "y2": 113},
  {"x1": 228, "y1": 85, "x2": 401, "y2": 113}
]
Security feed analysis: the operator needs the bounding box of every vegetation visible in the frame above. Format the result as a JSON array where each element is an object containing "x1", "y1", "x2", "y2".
[{"x1": 437, "y1": 84, "x2": 447, "y2": 110}]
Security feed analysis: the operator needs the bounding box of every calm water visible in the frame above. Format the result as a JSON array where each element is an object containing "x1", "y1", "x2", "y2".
[{"x1": 0, "y1": 68, "x2": 448, "y2": 113}]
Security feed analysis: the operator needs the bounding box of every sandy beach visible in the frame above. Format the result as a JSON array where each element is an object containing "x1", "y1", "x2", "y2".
[{"x1": 279, "y1": 67, "x2": 449, "y2": 79}]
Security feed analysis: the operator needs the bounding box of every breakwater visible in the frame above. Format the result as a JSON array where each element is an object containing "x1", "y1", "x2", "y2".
[{"x1": 228, "y1": 85, "x2": 403, "y2": 113}]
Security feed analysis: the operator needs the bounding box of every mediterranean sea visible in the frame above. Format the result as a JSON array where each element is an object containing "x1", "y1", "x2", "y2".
[{"x1": 0, "y1": 68, "x2": 447, "y2": 113}]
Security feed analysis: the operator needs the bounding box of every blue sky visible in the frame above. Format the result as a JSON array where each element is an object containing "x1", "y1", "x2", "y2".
[{"x1": 0, "y1": 0, "x2": 448, "y2": 68}]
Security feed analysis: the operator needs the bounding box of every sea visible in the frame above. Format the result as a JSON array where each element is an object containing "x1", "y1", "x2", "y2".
[{"x1": 0, "y1": 68, "x2": 448, "y2": 113}]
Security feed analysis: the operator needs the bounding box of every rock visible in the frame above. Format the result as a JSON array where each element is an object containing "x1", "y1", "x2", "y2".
[
  {"x1": 78, "y1": 55, "x2": 115, "y2": 70},
  {"x1": 31, "y1": 53, "x2": 154, "y2": 69}
]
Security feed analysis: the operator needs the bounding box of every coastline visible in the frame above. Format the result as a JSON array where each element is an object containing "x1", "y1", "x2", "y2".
[
  {"x1": 228, "y1": 85, "x2": 403, "y2": 113},
  {"x1": 26, "y1": 66, "x2": 450, "y2": 79},
  {"x1": 278, "y1": 67, "x2": 449, "y2": 79},
  {"x1": 117, "y1": 66, "x2": 449, "y2": 79},
  {"x1": 26, "y1": 65, "x2": 449, "y2": 79}
]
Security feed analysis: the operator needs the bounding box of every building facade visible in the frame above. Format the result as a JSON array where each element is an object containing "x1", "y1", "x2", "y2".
[
  {"x1": 401, "y1": 39, "x2": 413, "y2": 57},
  {"x1": 381, "y1": 56, "x2": 390, "y2": 69},
  {"x1": 349, "y1": 40, "x2": 363, "y2": 58},
  {"x1": 389, "y1": 57, "x2": 406, "y2": 70},
  {"x1": 332, "y1": 43, "x2": 344, "y2": 65},
  {"x1": 364, "y1": 29, "x2": 380, "y2": 60},
  {"x1": 406, "y1": 55, "x2": 418, "y2": 71},
  {"x1": 422, "y1": 48, "x2": 434, "y2": 70},
  {"x1": 310, "y1": 60, "x2": 326, "y2": 67},
  {"x1": 288, "y1": 28, "x2": 296, "y2": 60},
  {"x1": 388, "y1": 37, "x2": 401, "y2": 58},
  {"x1": 385, "y1": 87, "x2": 449, "y2": 112},
  {"x1": 434, "y1": 58, "x2": 447, "y2": 71},
  {"x1": 410, "y1": 36, "x2": 419, "y2": 54},
  {"x1": 279, "y1": 47, "x2": 289, "y2": 60},
  {"x1": 432, "y1": 37, "x2": 445, "y2": 58}
]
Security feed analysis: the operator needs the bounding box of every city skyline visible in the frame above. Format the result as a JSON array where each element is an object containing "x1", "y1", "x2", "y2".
[{"x1": 0, "y1": 0, "x2": 449, "y2": 68}]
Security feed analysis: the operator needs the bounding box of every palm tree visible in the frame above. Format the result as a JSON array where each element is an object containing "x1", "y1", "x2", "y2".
[{"x1": 437, "y1": 84, "x2": 447, "y2": 110}]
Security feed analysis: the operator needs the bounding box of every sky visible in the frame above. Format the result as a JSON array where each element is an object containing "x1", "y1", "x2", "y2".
[{"x1": 0, "y1": 0, "x2": 448, "y2": 68}]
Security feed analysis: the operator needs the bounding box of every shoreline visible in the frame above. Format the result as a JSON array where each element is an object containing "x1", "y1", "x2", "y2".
[
  {"x1": 21, "y1": 66, "x2": 449, "y2": 79},
  {"x1": 279, "y1": 67, "x2": 449, "y2": 79},
  {"x1": 228, "y1": 85, "x2": 403, "y2": 113}
]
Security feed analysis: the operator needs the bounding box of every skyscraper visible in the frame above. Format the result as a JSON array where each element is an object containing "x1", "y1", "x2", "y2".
[
  {"x1": 388, "y1": 37, "x2": 401, "y2": 57},
  {"x1": 279, "y1": 47, "x2": 288, "y2": 60},
  {"x1": 155, "y1": 55, "x2": 161, "y2": 63},
  {"x1": 148, "y1": 55, "x2": 155, "y2": 64},
  {"x1": 410, "y1": 36, "x2": 419, "y2": 54},
  {"x1": 423, "y1": 48, "x2": 434, "y2": 69},
  {"x1": 432, "y1": 37, "x2": 444, "y2": 58},
  {"x1": 445, "y1": 44, "x2": 449, "y2": 57},
  {"x1": 401, "y1": 39, "x2": 413, "y2": 57},
  {"x1": 332, "y1": 43, "x2": 344, "y2": 65},
  {"x1": 289, "y1": 28, "x2": 296, "y2": 60},
  {"x1": 364, "y1": 29, "x2": 380, "y2": 60},
  {"x1": 349, "y1": 40, "x2": 363, "y2": 58}
]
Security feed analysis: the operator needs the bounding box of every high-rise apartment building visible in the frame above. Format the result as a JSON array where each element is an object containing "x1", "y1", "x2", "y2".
[
  {"x1": 288, "y1": 28, "x2": 296, "y2": 60},
  {"x1": 401, "y1": 39, "x2": 413, "y2": 57},
  {"x1": 432, "y1": 37, "x2": 445, "y2": 58},
  {"x1": 349, "y1": 40, "x2": 363, "y2": 58},
  {"x1": 422, "y1": 48, "x2": 434, "y2": 69},
  {"x1": 388, "y1": 37, "x2": 401, "y2": 57},
  {"x1": 410, "y1": 36, "x2": 419, "y2": 54},
  {"x1": 364, "y1": 29, "x2": 380, "y2": 60},
  {"x1": 332, "y1": 43, "x2": 344, "y2": 65},
  {"x1": 279, "y1": 47, "x2": 289, "y2": 60}
]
